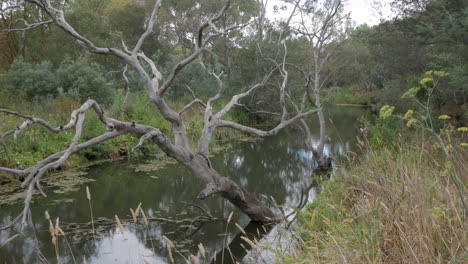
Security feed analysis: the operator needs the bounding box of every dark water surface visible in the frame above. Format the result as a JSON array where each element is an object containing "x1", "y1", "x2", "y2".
[{"x1": 0, "y1": 107, "x2": 368, "y2": 264}]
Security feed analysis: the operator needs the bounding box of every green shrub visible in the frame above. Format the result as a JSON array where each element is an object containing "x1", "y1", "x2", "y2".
[
  {"x1": 225, "y1": 106, "x2": 251, "y2": 124},
  {"x1": 57, "y1": 57, "x2": 115, "y2": 105},
  {"x1": 4, "y1": 60, "x2": 59, "y2": 100},
  {"x1": 3, "y1": 57, "x2": 115, "y2": 105},
  {"x1": 368, "y1": 105, "x2": 404, "y2": 149}
]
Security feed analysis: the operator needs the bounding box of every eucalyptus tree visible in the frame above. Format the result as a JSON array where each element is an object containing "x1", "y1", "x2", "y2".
[
  {"x1": 292, "y1": 0, "x2": 350, "y2": 167},
  {"x1": 0, "y1": 0, "x2": 320, "y2": 227}
]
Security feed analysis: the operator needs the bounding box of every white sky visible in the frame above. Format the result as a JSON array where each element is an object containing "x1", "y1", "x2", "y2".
[
  {"x1": 266, "y1": 0, "x2": 395, "y2": 27},
  {"x1": 346, "y1": 0, "x2": 394, "y2": 26}
]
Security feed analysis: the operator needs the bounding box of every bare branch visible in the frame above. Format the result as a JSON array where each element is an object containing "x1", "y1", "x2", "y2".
[
  {"x1": 137, "y1": 52, "x2": 162, "y2": 85},
  {"x1": 200, "y1": 59, "x2": 224, "y2": 105},
  {"x1": 122, "y1": 66, "x2": 131, "y2": 104},
  {"x1": 18, "y1": 129, "x2": 128, "y2": 226},
  {"x1": 218, "y1": 108, "x2": 320, "y2": 137},
  {"x1": 158, "y1": 0, "x2": 231, "y2": 97},
  {"x1": 0, "y1": 100, "x2": 113, "y2": 138},
  {"x1": 279, "y1": 42, "x2": 289, "y2": 122},
  {"x1": 235, "y1": 103, "x2": 280, "y2": 116},
  {"x1": 178, "y1": 85, "x2": 207, "y2": 115},
  {"x1": 132, "y1": 0, "x2": 162, "y2": 54},
  {"x1": 179, "y1": 99, "x2": 207, "y2": 115},
  {"x1": 2, "y1": 18, "x2": 53, "y2": 33},
  {"x1": 203, "y1": 22, "x2": 251, "y2": 44},
  {"x1": 131, "y1": 130, "x2": 159, "y2": 152},
  {"x1": 214, "y1": 67, "x2": 275, "y2": 120},
  {"x1": 0, "y1": 0, "x2": 321, "y2": 227},
  {"x1": 0, "y1": 98, "x2": 191, "y2": 228}
]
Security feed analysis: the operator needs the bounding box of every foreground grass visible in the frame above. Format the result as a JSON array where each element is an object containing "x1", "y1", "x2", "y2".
[{"x1": 290, "y1": 137, "x2": 467, "y2": 263}]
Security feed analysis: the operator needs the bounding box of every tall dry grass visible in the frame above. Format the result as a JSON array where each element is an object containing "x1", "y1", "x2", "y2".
[{"x1": 291, "y1": 136, "x2": 467, "y2": 263}]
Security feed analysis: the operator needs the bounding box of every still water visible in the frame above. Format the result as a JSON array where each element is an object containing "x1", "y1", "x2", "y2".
[{"x1": 0, "y1": 107, "x2": 368, "y2": 264}]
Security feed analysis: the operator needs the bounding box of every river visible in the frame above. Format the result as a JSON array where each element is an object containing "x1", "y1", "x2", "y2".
[{"x1": 0, "y1": 107, "x2": 368, "y2": 264}]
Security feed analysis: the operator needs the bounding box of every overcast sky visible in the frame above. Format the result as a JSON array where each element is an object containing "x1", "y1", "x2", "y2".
[
  {"x1": 346, "y1": 0, "x2": 393, "y2": 25},
  {"x1": 266, "y1": 0, "x2": 394, "y2": 26}
]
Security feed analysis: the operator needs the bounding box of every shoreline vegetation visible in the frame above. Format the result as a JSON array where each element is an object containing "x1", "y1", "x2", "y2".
[
  {"x1": 0, "y1": 90, "x2": 259, "y2": 196},
  {"x1": 288, "y1": 125, "x2": 467, "y2": 263},
  {"x1": 0, "y1": 0, "x2": 466, "y2": 262},
  {"x1": 1, "y1": 86, "x2": 466, "y2": 263},
  {"x1": 0, "y1": 86, "x2": 367, "y2": 190}
]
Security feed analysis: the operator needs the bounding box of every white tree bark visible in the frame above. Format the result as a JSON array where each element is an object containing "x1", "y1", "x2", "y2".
[
  {"x1": 0, "y1": 0, "x2": 321, "y2": 227},
  {"x1": 292, "y1": 0, "x2": 349, "y2": 168}
]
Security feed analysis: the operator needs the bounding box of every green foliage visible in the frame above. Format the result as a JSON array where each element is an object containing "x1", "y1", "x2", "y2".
[
  {"x1": 340, "y1": 0, "x2": 467, "y2": 111},
  {"x1": 0, "y1": 87, "x2": 258, "y2": 169},
  {"x1": 3, "y1": 57, "x2": 115, "y2": 105},
  {"x1": 378, "y1": 105, "x2": 395, "y2": 119},
  {"x1": 56, "y1": 57, "x2": 115, "y2": 105},
  {"x1": 368, "y1": 106, "x2": 402, "y2": 149},
  {"x1": 292, "y1": 132, "x2": 467, "y2": 263},
  {"x1": 4, "y1": 60, "x2": 59, "y2": 100},
  {"x1": 299, "y1": 180, "x2": 349, "y2": 234},
  {"x1": 224, "y1": 107, "x2": 251, "y2": 125},
  {"x1": 323, "y1": 86, "x2": 370, "y2": 105},
  {"x1": 164, "y1": 58, "x2": 220, "y2": 100},
  {"x1": 111, "y1": 91, "x2": 171, "y2": 134}
]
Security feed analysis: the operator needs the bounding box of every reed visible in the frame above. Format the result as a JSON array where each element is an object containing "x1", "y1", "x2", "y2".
[
  {"x1": 86, "y1": 186, "x2": 96, "y2": 243},
  {"x1": 0, "y1": 233, "x2": 19, "y2": 248},
  {"x1": 57, "y1": 225, "x2": 77, "y2": 264},
  {"x1": 164, "y1": 235, "x2": 175, "y2": 264},
  {"x1": 130, "y1": 208, "x2": 137, "y2": 224},
  {"x1": 287, "y1": 136, "x2": 467, "y2": 263},
  {"x1": 114, "y1": 215, "x2": 124, "y2": 234},
  {"x1": 138, "y1": 206, "x2": 155, "y2": 253},
  {"x1": 166, "y1": 244, "x2": 174, "y2": 264},
  {"x1": 198, "y1": 243, "x2": 206, "y2": 261},
  {"x1": 234, "y1": 223, "x2": 246, "y2": 235},
  {"x1": 221, "y1": 211, "x2": 235, "y2": 264},
  {"x1": 190, "y1": 254, "x2": 200, "y2": 264},
  {"x1": 240, "y1": 236, "x2": 257, "y2": 249},
  {"x1": 163, "y1": 234, "x2": 189, "y2": 262},
  {"x1": 45, "y1": 213, "x2": 61, "y2": 264}
]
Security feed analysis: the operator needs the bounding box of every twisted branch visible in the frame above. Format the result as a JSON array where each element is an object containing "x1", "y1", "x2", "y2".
[{"x1": 0, "y1": 100, "x2": 176, "y2": 228}]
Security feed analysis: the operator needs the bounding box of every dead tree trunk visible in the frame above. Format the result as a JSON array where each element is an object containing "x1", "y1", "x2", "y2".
[
  {"x1": 293, "y1": 0, "x2": 349, "y2": 170},
  {"x1": 188, "y1": 154, "x2": 278, "y2": 222},
  {"x1": 0, "y1": 0, "x2": 319, "y2": 227}
]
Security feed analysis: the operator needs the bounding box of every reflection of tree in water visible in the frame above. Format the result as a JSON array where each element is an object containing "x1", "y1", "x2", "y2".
[
  {"x1": 305, "y1": 107, "x2": 368, "y2": 157},
  {"x1": 213, "y1": 131, "x2": 314, "y2": 210},
  {"x1": 0, "y1": 107, "x2": 367, "y2": 263}
]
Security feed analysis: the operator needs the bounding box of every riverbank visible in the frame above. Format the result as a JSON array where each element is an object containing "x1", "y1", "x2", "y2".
[
  {"x1": 287, "y1": 135, "x2": 467, "y2": 263},
  {"x1": 0, "y1": 92, "x2": 260, "y2": 187}
]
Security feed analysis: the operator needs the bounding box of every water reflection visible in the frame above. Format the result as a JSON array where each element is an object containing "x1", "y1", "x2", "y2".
[
  {"x1": 87, "y1": 228, "x2": 163, "y2": 263},
  {"x1": 0, "y1": 107, "x2": 367, "y2": 263}
]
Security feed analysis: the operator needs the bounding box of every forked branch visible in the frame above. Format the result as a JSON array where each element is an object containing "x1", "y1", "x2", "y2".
[{"x1": 0, "y1": 100, "x2": 176, "y2": 228}]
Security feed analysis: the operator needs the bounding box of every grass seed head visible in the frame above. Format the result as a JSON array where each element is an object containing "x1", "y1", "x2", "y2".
[
  {"x1": 45, "y1": 211, "x2": 50, "y2": 220},
  {"x1": 235, "y1": 223, "x2": 246, "y2": 235},
  {"x1": 86, "y1": 186, "x2": 91, "y2": 201},
  {"x1": 163, "y1": 235, "x2": 175, "y2": 248},
  {"x1": 115, "y1": 215, "x2": 124, "y2": 234},
  {"x1": 190, "y1": 254, "x2": 199, "y2": 264},
  {"x1": 198, "y1": 243, "x2": 206, "y2": 259},
  {"x1": 130, "y1": 208, "x2": 137, "y2": 224},
  {"x1": 227, "y1": 211, "x2": 234, "y2": 224}
]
